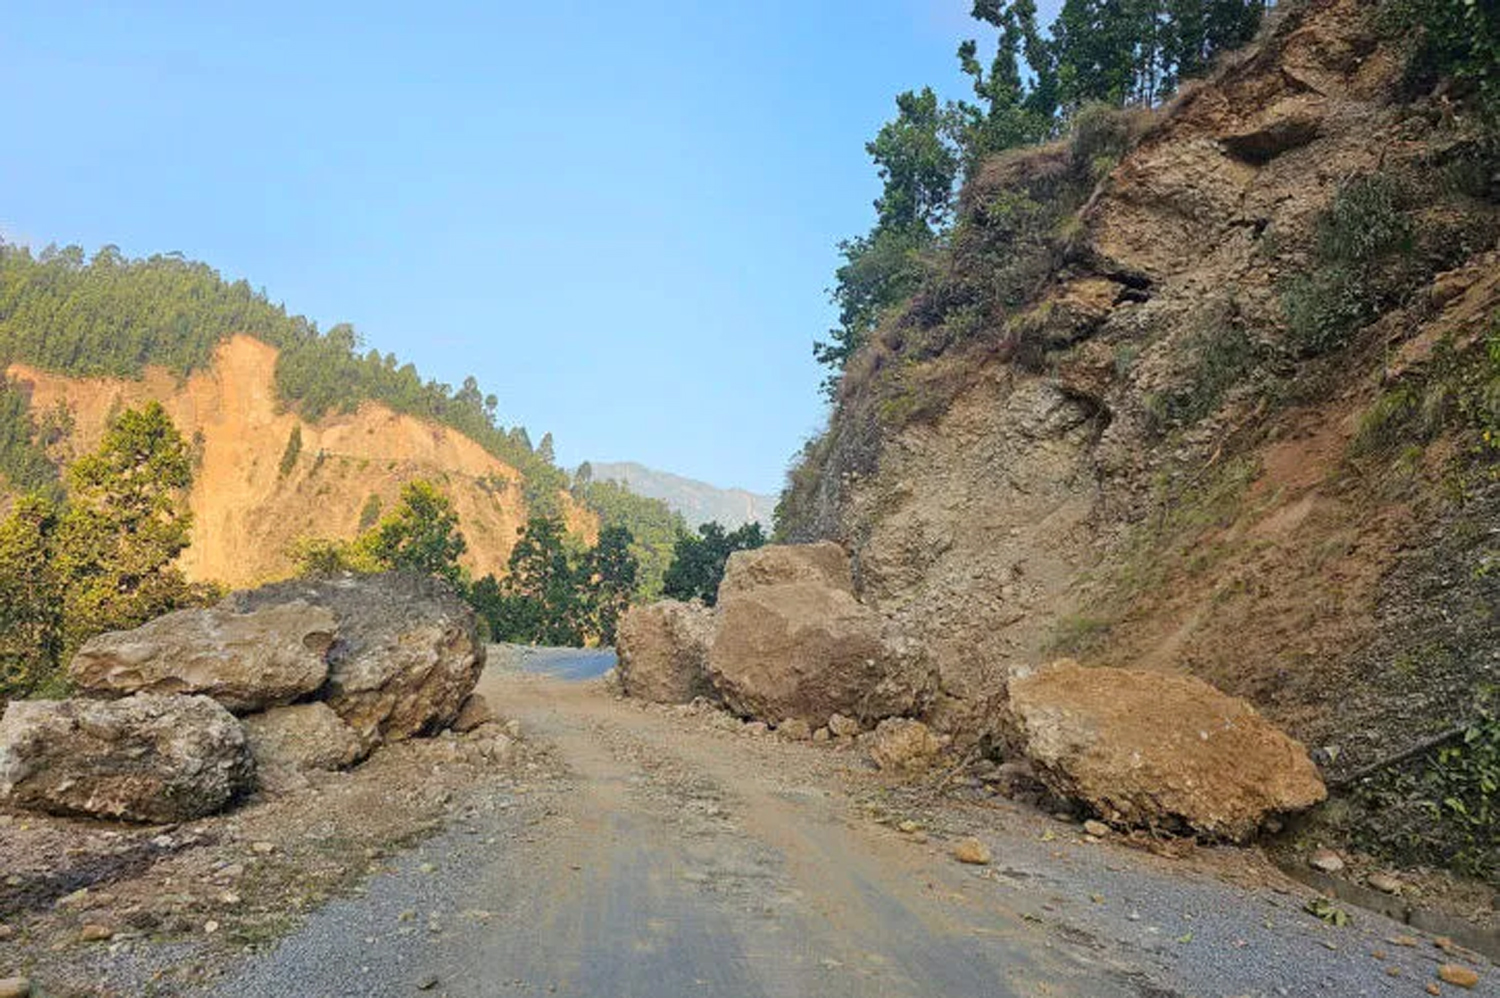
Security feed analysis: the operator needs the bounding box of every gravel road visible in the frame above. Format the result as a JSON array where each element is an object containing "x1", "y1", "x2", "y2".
[{"x1": 205, "y1": 659, "x2": 1496, "y2": 998}]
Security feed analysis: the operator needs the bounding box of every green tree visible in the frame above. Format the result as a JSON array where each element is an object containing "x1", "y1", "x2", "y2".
[
  {"x1": 368, "y1": 479, "x2": 468, "y2": 585},
  {"x1": 583, "y1": 525, "x2": 639, "y2": 645},
  {"x1": 52, "y1": 402, "x2": 198, "y2": 655},
  {"x1": 0, "y1": 494, "x2": 63, "y2": 698},
  {"x1": 278, "y1": 424, "x2": 303, "y2": 477},
  {"x1": 957, "y1": 0, "x2": 1058, "y2": 165},
  {"x1": 661, "y1": 520, "x2": 766, "y2": 606},
  {"x1": 500, "y1": 515, "x2": 585, "y2": 646}
]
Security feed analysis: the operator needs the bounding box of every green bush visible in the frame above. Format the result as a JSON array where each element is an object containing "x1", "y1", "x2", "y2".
[
  {"x1": 277, "y1": 424, "x2": 303, "y2": 477},
  {"x1": 1350, "y1": 698, "x2": 1499, "y2": 879},
  {"x1": 1282, "y1": 175, "x2": 1414, "y2": 356}
]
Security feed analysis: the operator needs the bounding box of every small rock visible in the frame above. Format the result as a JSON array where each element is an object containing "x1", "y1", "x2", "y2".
[
  {"x1": 827, "y1": 713, "x2": 860, "y2": 739},
  {"x1": 218, "y1": 863, "x2": 245, "y2": 880},
  {"x1": 812, "y1": 727, "x2": 831, "y2": 743},
  {"x1": 417, "y1": 976, "x2": 440, "y2": 991},
  {"x1": 451, "y1": 693, "x2": 497, "y2": 734},
  {"x1": 204, "y1": 920, "x2": 220, "y2": 934},
  {"x1": 1366, "y1": 872, "x2": 1401, "y2": 894},
  {"x1": 778, "y1": 718, "x2": 812, "y2": 741},
  {"x1": 1437, "y1": 965, "x2": 1480, "y2": 990},
  {"x1": 1083, "y1": 820, "x2": 1109, "y2": 838},
  {"x1": 0, "y1": 978, "x2": 31, "y2": 998},
  {"x1": 79, "y1": 924, "x2": 114, "y2": 943},
  {"x1": 1308, "y1": 848, "x2": 1344, "y2": 873},
  {"x1": 250, "y1": 841, "x2": 276, "y2": 855},
  {"x1": 504, "y1": 719, "x2": 522, "y2": 739},
  {"x1": 1385, "y1": 966, "x2": 1403, "y2": 978},
  {"x1": 219, "y1": 892, "x2": 242, "y2": 905},
  {"x1": 1427, "y1": 984, "x2": 1442, "y2": 996},
  {"x1": 744, "y1": 721, "x2": 769, "y2": 737},
  {"x1": 1390, "y1": 935, "x2": 1420, "y2": 947},
  {"x1": 953, "y1": 837, "x2": 992, "y2": 865},
  {"x1": 418, "y1": 863, "x2": 436, "y2": 874},
  {"x1": 911, "y1": 830, "x2": 928, "y2": 843},
  {"x1": 0, "y1": 923, "x2": 13, "y2": 941},
  {"x1": 897, "y1": 820, "x2": 922, "y2": 834}
]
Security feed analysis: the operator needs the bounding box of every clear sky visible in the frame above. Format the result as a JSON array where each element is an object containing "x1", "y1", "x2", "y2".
[{"x1": 2, "y1": 1, "x2": 1049, "y2": 495}]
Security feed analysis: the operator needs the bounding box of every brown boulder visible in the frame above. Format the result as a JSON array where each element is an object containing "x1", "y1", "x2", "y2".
[
  {"x1": 68, "y1": 602, "x2": 336, "y2": 714},
  {"x1": 716, "y1": 541, "x2": 852, "y2": 598},
  {"x1": 864, "y1": 718, "x2": 943, "y2": 771},
  {"x1": 0, "y1": 695, "x2": 254, "y2": 822},
  {"x1": 1003, "y1": 661, "x2": 1326, "y2": 841},
  {"x1": 708, "y1": 545, "x2": 935, "y2": 725},
  {"x1": 615, "y1": 600, "x2": 716, "y2": 703},
  {"x1": 223, "y1": 573, "x2": 484, "y2": 750},
  {"x1": 452, "y1": 693, "x2": 498, "y2": 733},
  {"x1": 242, "y1": 702, "x2": 365, "y2": 774}
]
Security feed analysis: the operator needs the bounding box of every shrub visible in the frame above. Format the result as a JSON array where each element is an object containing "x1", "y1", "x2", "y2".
[{"x1": 278, "y1": 424, "x2": 303, "y2": 477}]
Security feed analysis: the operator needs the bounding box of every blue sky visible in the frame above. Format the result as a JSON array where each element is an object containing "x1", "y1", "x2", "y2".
[{"x1": 2, "y1": 1, "x2": 1054, "y2": 495}]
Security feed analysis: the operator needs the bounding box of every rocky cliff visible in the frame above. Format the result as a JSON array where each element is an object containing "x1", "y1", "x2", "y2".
[
  {"x1": 784, "y1": 0, "x2": 1498, "y2": 819},
  {"x1": 4, "y1": 335, "x2": 597, "y2": 587}
]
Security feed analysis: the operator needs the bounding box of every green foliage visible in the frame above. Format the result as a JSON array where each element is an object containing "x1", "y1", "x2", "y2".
[
  {"x1": 580, "y1": 525, "x2": 639, "y2": 646},
  {"x1": 1282, "y1": 174, "x2": 1415, "y2": 356},
  {"x1": 1350, "y1": 698, "x2": 1499, "y2": 879},
  {"x1": 357, "y1": 493, "x2": 383, "y2": 532},
  {"x1": 278, "y1": 424, "x2": 303, "y2": 478},
  {"x1": 1379, "y1": 0, "x2": 1500, "y2": 119},
  {"x1": 367, "y1": 480, "x2": 467, "y2": 586},
  {"x1": 0, "y1": 242, "x2": 571, "y2": 522},
  {"x1": 0, "y1": 403, "x2": 208, "y2": 698},
  {"x1": 0, "y1": 376, "x2": 59, "y2": 496},
  {"x1": 0, "y1": 494, "x2": 63, "y2": 699},
  {"x1": 571, "y1": 478, "x2": 684, "y2": 599},
  {"x1": 479, "y1": 516, "x2": 587, "y2": 647},
  {"x1": 662, "y1": 520, "x2": 767, "y2": 606}
]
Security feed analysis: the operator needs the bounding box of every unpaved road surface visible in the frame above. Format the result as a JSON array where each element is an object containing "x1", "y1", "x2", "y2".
[{"x1": 209, "y1": 662, "x2": 1496, "y2": 997}]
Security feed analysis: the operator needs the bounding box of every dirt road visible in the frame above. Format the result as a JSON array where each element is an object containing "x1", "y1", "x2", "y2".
[{"x1": 208, "y1": 662, "x2": 1492, "y2": 997}]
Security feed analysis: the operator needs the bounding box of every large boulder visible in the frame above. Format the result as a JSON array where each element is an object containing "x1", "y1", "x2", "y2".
[
  {"x1": 615, "y1": 600, "x2": 716, "y2": 704},
  {"x1": 708, "y1": 544, "x2": 936, "y2": 725},
  {"x1": 863, "y1": 717, "x2": 943, "y2": 771},
  {"x1": 68, "y1": 602, "x2": 336, "y2": 714},
  {"x1": 242, "y1": 702, "x2": 365, "y2": 773},
  {"x1": 222, "y1": 573, "x2": 484, "y2": 749},
  {"x1": 0, "y1": 695, "x2": 254, "y2": 823},
  {"x1": 1002, "y1": 661, "x2": 1326, "y2": 841}
]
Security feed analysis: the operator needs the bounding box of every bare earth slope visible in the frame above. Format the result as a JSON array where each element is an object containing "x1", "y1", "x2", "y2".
[{"x1": 5, "y1": 335, "x2": 596, "y2": 587}]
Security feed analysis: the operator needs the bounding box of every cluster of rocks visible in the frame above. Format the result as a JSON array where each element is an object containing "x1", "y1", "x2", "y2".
[
  {"x1": 0, "y1": 573, "x2": 498, "y2": 824},
  {"x1": 617, "y1": 542, "x2": 1327, "y2": 843}
]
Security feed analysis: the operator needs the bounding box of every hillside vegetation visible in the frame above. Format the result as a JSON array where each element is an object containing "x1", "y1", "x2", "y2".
[
  {"x1": 0, "y1": 243, "x2": 680, "y2": 589},
  {"x1": 780, "y1": 0, "x2": 1498, "y2": 878}
]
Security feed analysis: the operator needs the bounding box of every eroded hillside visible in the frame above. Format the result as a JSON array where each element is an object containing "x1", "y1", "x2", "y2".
[
  {"x1": 782, "y1": 0, "x2": 1498, "y2": 870},
  {"x1": 5, "y1": 335, "x2": 597, "y2": 587}
]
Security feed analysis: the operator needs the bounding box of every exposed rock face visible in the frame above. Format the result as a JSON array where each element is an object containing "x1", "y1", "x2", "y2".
[
  {"x1": 1003, "y1": 661, "x2": 1326, "y2": 841},
  {"x1": 864, "y1": 718, "x2": 943, "y2": 772},
  {"x1": 0, "y1": 695, "x2": 254, "y2": 823},
  {"x1": 223, "y1": 573, "x2": 484, "y2": 750},
  {"x1": 708, "y1": 544, "x2": 936, "y2": 725},
  {"x1": 615, "y1": 600, "x2": 716, "y2": 704},
  {"x1": 68, "y1": 603, "x2": 336, "y2": 714},
  {"x1": 242, "y1": 703, "x2": 364, "y2": 773}
]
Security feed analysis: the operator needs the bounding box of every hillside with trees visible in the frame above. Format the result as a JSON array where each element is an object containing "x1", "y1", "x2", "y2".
[
  {"x1": 782, "y1": 0, "x2": 1498, "y2": 880},
  {"x1": 0, "y1": 241, "x2": 681, "y2": 591}
]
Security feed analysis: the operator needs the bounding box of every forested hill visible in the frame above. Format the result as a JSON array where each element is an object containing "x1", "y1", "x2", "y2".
[{"x1": 0, "y1": 241, "x2": 681, "y2": 586}]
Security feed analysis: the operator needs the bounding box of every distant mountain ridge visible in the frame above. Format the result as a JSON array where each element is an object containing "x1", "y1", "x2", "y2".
[{"x1": 589, "y1": 461, "x2": 773, "y2": 530}]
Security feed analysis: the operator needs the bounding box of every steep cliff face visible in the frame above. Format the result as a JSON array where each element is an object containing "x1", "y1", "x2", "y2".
[
  {"x1": 5, "y1": 335, "x2": 596, "y2": 587},
  {"x1": 791, "y1": 0, "x2": 1499, "y2": 785}
]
